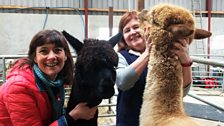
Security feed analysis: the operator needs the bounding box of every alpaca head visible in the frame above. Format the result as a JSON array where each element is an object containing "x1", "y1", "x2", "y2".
[
  {"x1": 138, "y1": 4, "x2": 211, "y2": 49},
  {"x1": 75, "y1": 39, "x2": 118, "y2": 106},
  {"x1": 62, "y1": 31, "x2": 118, "y2": 107}
]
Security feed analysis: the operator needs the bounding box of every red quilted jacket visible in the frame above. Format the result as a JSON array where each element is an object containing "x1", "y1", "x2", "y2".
[{"x1": 0, "y1": 59, "x2": 67, "y2": 126}]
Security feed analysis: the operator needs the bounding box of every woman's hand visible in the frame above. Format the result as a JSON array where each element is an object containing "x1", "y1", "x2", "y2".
[
  {"x1": 172, "y1": 38, "x2": 192, "y2": 64},
  {"x1": 69, "y1": 102, "x2": 97, "y2": 120},
  {"x1": 143, "y1": 25, "x2": 152, "y2": 55},
  {"x1": 172, "y1": 38, "x2": 193, "y2": 88}
]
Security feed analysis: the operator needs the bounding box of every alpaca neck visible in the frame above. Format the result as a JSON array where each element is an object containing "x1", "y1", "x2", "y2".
[{"x1": 146, "y1": 50, "x2": 184, "y2": 115}]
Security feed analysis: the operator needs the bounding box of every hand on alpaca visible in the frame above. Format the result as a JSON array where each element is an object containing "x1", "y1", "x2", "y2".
[
  {"x1": 62, "y1": 30, "x2": 119, "y2": 126},
  {"x1": 138, "y1": 4, "x2": 211, "y2": 126}
]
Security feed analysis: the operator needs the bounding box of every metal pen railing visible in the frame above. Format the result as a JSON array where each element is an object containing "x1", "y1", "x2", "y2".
[{"x1": 1, "y1": 55, "x2": 224, "y2": 125}]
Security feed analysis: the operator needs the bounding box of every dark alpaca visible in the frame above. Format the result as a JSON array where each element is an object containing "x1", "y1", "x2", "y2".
[{"x1": 62, "y1": 31, "x2": 121, "y2": 126}]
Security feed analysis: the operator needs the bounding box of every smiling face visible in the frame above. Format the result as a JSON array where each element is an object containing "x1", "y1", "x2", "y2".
[
  {"x1": 35, "y1": 43, "x2": 67, "y2": 80},
  {"x1": 123, "y1": 18, "x2": 146, "y2": 53},
  {"x1": 28, "y1": 30, "x2": 74, "y2": 83}
]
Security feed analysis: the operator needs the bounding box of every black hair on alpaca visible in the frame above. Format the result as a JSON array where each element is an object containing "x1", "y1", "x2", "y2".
[{"x1": 62, "y1": 31, "x2": 121, "y2": 126}]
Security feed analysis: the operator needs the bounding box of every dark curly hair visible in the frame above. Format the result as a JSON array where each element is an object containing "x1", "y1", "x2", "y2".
[{"x1": 75, "y1": 39, "x2": 118, "y2": 73}]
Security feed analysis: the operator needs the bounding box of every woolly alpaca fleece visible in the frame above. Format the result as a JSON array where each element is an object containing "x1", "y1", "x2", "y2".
[
  {"x1": 139, "y1": 4, "x2": 211, "y2": 126},
  {"x1": 62, "y1": 31, "x2": 120, "y2": 126}
]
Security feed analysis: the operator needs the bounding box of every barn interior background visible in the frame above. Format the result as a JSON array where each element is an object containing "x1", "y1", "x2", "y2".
[{"x1": 0, "y1": 0, "x2": 224, "y2": 126}]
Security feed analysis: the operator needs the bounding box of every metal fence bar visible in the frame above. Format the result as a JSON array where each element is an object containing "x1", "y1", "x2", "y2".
[
  {"x1": 2, "y1": 57, "x2": 6, "y2": 82},
  {"x1": 191, "y1": 56, "x2": 224, "y2": 67},
  {"x1": 222, "y1": 71, "x2": 224, "y2": 91},
  {"x1": 0, "y1": 55, "x2": 27, "y2": 83},
  {"x1": 1, "y1": 55, "x2": 224, "y2": 123},
  {"x1": 188, "y1": 92, "x2": 224, "y2": 112}
]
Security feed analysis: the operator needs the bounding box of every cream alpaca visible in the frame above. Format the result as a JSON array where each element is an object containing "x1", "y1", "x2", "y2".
[{"x1": 139, "y1": 4, "x2": 211, "y2": 126}]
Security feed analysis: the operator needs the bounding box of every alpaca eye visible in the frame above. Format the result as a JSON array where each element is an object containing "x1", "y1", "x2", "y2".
[
  {"x1": 99, "y1": 59, "x2": 108, "y2": 66},
  {"x1": 152, "y1": 18, "x2": 160, "y2": 26},
  {"x1": 102, "y1": 58, "x2": 107, "y2": 63},
  {"x1": 153, "y1": 19, "x2": 157, "y2": 24}
]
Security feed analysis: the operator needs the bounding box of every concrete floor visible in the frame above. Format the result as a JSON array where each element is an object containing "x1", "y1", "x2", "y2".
[
  {"x1": 184, "y1": 87, "x2": 224, "y2": 126},
  {"x1": 194, "y1": 118, "x2": 224, "y2": 126},
  {"x1": 98, "y1": 87, "x2": 224, "y2": 126}
]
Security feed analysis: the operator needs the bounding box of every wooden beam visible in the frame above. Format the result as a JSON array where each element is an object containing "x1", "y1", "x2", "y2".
[
  {"x1": 0, "y1": 5, "x2": 128, "y2": 13},
  {"x1": 1, "y1": 6, "x2": 224, "y2": 15}
]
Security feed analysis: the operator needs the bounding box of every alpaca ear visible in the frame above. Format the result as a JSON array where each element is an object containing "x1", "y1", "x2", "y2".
[
  {"x1": 138, "y1": 9, "x2": 149, "y2": 23},
  {"x1": 167, "y1": 24, "x2": 194, "y2": 39},
  {"x1": 108, "y1": 32, "x2": 123, "y2": 47},
  {"x1": 62, "y1": 30, "x2": 83, "y2": 53},
  {"x1": 194, "y1": 29, "x2": 212, "y2": 39}
]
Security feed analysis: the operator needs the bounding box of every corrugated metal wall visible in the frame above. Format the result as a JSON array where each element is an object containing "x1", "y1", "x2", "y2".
[
  {"x1": 0, "y1": 0, "x2": 224, "y2": 14},
  {"x1": 0, "y1": 0, "x2": 135, "y2": 9},
  {"x1": 212, "y1": 0, "x2": 224, "y2": 11},
  {"x1": 145, "y1": 0, "x2": 193, "y2": 10}
]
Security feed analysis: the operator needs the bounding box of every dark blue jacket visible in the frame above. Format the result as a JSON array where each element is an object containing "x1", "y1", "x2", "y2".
[{"x1": 116, "y1": 50, "x2": 147, "y2": 126}]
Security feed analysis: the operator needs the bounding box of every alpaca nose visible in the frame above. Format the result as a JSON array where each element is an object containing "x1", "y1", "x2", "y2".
[
  {"x1": 99, "y1": 68, "x2": 116, "y2": 87},
  {"x1": 102, "y1": 77, "x2": 114, "y2": 86},
  {"x1": 98, "y1": 69, "x2": 115, "y2": 98},
  {"x1": 100, "y1": 79, "x2": 115, "y2": 98}
]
